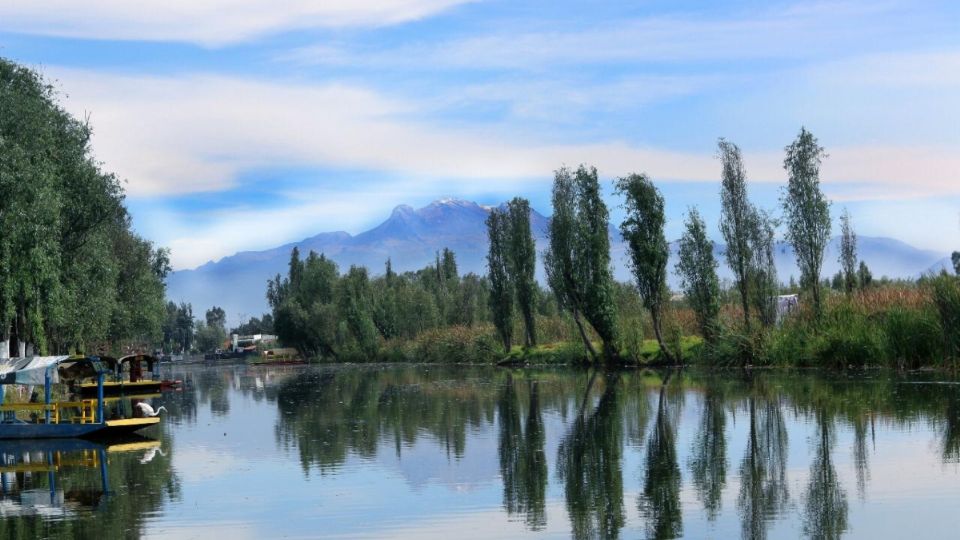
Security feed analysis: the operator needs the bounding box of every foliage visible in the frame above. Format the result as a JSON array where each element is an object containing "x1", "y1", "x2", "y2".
[
  {"x1": 617, "y1": 173, "x2": 675, "y2": 362},
  {"x1": 782, "y1": 127, "x2": 831, "y2": 318},
  {"x1": 0, "y1": 57, "x2": 168, "y2": 355},
  {"x1": 486, "y1": 208, "x2": 515, "y2": 351},
  {"x1": 545, "y1": 165, "x2": 619, "y2": 363},
  {"x1": 676, "y1": 208, "x2": 721, "y2": 343},
  {"x1": 718, "y1": 138, "x2": 754, "y2": 331},
  {"x1": 748, "y1": 208, "x2": 778, "y2": 328},
  {"x1": 506, "y1": 197, "x2": 538, "y2": 347},
  {"x1": 839, "y1": 208, "x2": 858, "y2": 294}
]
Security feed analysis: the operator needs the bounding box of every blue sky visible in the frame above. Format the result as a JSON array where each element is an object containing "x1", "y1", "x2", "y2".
[{"x1": 1, "y1": 0, "x2": 958, "y2": 269}]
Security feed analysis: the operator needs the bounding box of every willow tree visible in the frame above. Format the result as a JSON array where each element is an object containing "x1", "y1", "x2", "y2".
[
  {"x1": 486, "y1": 209, "x2": 515, "y2": 351},
  {"x1": 545, "y1": 165, "x2": 619, "y2": 363},
  {"x1": 616, "y1": 173, "x2": 674, "y2": 362},
  {"x1": 676, "y1": 207, "x2": 721, "y2": 343},
  {"x1": 718, "y1": 138, "x2": 754, "y2": 331},
  {"x1": 506, "y1": 198, "x2": 538, "y2": 347},
  {"x1": 839, "y1": 208, "x2": 858, "y2": 295},
  {"x1": 783, "y1": 128, "x2": 831, "y2": 318}
]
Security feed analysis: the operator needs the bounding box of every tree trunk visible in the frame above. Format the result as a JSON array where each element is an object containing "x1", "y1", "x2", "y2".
[
  {"x1": 651, "y1": 309, "x2": 677, "y2": 364},
  {"x1": 571, "y1": 308, "x2": 599, "y2": 363}
]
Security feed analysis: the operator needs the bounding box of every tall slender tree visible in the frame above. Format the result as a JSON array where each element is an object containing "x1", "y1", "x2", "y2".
[
  {"x1": 748, "y1": 208, "x2": 779, "y2": 328},
  {"x1": 486, "y1": 209, "x2": 515, "y2": 352},
  {"x1": 506, "y1": 197, "x2": 538, "y2": 347},
  {"x1": 545, "y1": 165, "x2": 619, "y2": 363},
  {"x1": 616, "y1": 173, "x2": 675, "y2": 362},
  {"x1": 839, "y1": 208, "x2": 858, "y2": 295},
  {"x1": 718, "y1": 138, "x2": 754, "y2": 332},
  {"x1": 676, "y1": 207, "x2": 721, "y2": 343},
  {"x1": 782, "y1": 128, "x2": 831, "y2": 318}
]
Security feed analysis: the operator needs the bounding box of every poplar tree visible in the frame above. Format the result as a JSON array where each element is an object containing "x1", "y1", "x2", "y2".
[
  {"x1": 545, "y1": 165, "x2": 619, "y2": 363},
  {"x1": 506, "y1": 197, "x2": 537, "y2": 347},
  {"x1": 782, "y1": 128, "x2": 831, "y2": 318},
  {"x1": 839, "y1": 208, "x2": 858, "y2": 294},
  {"x1": 616, "y1": 173, "x2": 674, "y2": 362},
  {"x1": 748, "y1": 208, "x2": 778, "y2": 327},
  {"x1": 675, "y1": 207, "x2": 721, "y2": 343},
  {"x1": 718, "y1": 138, "x2": 754, "y2": 331},
  {"x1": 486, "y1": 209, "x2": 514, "y2": 351}
]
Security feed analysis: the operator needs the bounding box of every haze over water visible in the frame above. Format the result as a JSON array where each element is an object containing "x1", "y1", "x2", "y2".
[{"x1": 4, "y1": 364, "x2": 960, "y2": 539}]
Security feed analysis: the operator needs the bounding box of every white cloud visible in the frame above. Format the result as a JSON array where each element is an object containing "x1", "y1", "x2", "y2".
[
  {"x1": 282, "y1": 2, "x2": 914, "y2": 69},
  {"x1": 0, "y1": 0, "x2": 476, "y2": 46},
  {"x1": 52, "y1": 68, "x2": 959, "y2": 197}
]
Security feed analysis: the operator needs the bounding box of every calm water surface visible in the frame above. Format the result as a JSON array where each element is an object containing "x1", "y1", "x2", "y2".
[{"x1": 3, "y1": 364, "x2": 960, "y2": 539}]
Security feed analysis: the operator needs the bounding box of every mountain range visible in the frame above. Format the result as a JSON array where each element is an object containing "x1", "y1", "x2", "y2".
[{"x1": 165, "y1": 198, "x2": 950, "y2": 324}]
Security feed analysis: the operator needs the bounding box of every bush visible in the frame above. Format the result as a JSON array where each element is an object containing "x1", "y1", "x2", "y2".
[
  {"x1": 930, "y1": 274, "x2": 960, "y2": 362},
  {"x1": 883, "y1": 305, "x2": 941, "y2": 368}
]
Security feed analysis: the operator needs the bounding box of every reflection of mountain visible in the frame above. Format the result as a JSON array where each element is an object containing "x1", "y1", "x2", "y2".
[{"x1": 166, "y1": 198, "x2": 947, "y2": 321}]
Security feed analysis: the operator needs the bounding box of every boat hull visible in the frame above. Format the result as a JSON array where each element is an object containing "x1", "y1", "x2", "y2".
[{"x1": 0, "y1": 417, "x2": 159, "y2": 440}]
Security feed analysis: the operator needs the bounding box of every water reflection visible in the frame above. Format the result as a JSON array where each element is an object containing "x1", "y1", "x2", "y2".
[
  {"x1": 557, "y1": 372, "x2": 625, "y2": 540},
  {"x1": 15, "y1": 364, "x2": 960, "y2": 538},
  {"x1": 803, "y1": 410, "x2": 849, "y2": 540},
  {"x1": 737, "y1": 390, "x2": 789, "y2": 540},
  {"x1": 497, "y1": 375, "x2": 548, "y2": 529},
  {"x1": 0, "y1": 436, "x2": 176, "y2": 537},
  {"x1": 638, "y1": 376, "x2": 683, "y2": 539}
]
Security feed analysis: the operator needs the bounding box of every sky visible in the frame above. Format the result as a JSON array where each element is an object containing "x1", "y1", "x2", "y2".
[{"x1": 1, "y1": 0, "x2": 958, "y2": 270}]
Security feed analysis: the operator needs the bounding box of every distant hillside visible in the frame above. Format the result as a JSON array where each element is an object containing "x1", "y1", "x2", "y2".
[{"x1": 166, "y1": 198, "x2": 948, "y2": 324}]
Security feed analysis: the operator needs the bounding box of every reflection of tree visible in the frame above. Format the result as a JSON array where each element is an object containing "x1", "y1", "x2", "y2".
[
  {"x1": 274, "y1": 367, "x2": 504, "y2": 473},
  {"x1": 687, "y1": 385, "x2": 727, "y2": 520},
  {"x1": 851, "y1": 414, "x2": 871, "y2": 499},
  {"x1": 557, "y1": 373, "x2": 624, "y2": 540},
  {"x1": 802, "y1": 411, "x2": 848, "y2": 540},
  {"x1": 738, "y1": 396, "x2": 789, "y2": 540},
  {"x1": 498, "y1": 376, "x2": 548, "y2": 530},
  {"x1": 941, "y1": 393, "x2": 960, "y2": 463},
  {"x1": 638, "y1": 380, "x2": 682, "y2": 539}
]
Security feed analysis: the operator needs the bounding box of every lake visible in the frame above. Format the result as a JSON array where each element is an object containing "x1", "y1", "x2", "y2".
[{"x1": 3, "y1": 364, "x2": 960, "y2": 539}]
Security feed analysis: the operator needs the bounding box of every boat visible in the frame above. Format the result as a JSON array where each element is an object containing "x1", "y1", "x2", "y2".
[
  {"x1": 78, "y1": 354, "x2": 181, "y2": 397},
  {"x1": 0, "y1": 356, "x2": 160, "y2": 439}
]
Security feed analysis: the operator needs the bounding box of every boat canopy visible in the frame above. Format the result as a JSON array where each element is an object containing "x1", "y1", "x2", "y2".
[{"x1": 0, "y1": 356, "x2": 110, "y2": 386}]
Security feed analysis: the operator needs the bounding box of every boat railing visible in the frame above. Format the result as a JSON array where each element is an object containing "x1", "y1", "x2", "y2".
[{"x1": 0, "y1": 400, "x2": 99, "y2": 425}]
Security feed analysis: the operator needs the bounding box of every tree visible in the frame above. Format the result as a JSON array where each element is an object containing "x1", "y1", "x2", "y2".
[
  {"x1": 676, "y1": 208, "x2": 721, "y2": 343},
  {"x1": 486, "y1": 209, "x2": 515, "y2": 351},
  {"x1": 718, "y1": 138, "x2": 754, "y2": 332},
  {"x1": 545, "y1": 165, "x2": 619, "y2": 363},
  {"x1": 506, "y1": 198, "x2": 538, "y2": 347},
  {"x1": 839, "y1": 208, "x2": 858, "y2": 294},
  {"x1": 782, "y1": 128, "x2": 831, "y2": 319},
  {"x1": 205, "y1": 306, "x2": 226, "y2": 330},
  {"x1": 952, "y1": 252, "x2": 960, "y2": 276},
  {"x1": 857, "y1": 261, "x2": 873, "y2": 288},
  {"x1": 748, "y1": 208, "x2": 778, "y2": 328},
  {"x1": 616, "y1": 173, "x2": 675, "y2": 362}
]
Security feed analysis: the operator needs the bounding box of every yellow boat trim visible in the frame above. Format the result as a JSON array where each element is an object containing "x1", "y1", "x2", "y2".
[
  {"x1": 107, "y1": 440, "x2": 161, "y2": 453},
  {"x1": 105, "y1": 417, "x2": 160, "y2": 428}
]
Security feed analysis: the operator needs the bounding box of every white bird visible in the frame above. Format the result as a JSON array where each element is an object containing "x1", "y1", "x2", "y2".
[
  {"x1": 139, "y1": 446, "x2": 167, "y2": 464},
  {"x1": 135, "y1": 403, "x2": 167, "y2": 417}
]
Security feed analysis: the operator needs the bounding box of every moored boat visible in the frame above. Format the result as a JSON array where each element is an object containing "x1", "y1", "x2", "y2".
[
  {"x1": 78, "y1": 354, "x2": 181, "y2": 397},
  {"x1": 0, "y1": 356, "x2": 160, "y2": 439}
]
